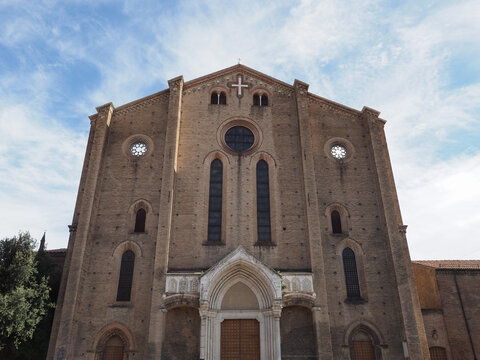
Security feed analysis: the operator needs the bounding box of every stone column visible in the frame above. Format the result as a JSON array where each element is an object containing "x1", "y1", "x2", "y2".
[
  {"x1": 363, "y1": 107, "x2": 430, "y2": 359},
  {"x1": 273, "y1": 301, "x2": 283, "y2": 360},
  {"x1": 146, "y1": 76, "x2": 184, "y2": 359},
  {"x1": 293, "y1": 79, "x2": 333, "y2": 359},
  {"x1": 49, "y1": 103, "x2": 114, "y2": 360}
]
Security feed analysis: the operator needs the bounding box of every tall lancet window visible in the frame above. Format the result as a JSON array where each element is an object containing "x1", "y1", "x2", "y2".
[
  {"x1": 256, "y1": 160, "x2": 271, "y2": 242},
  {"x1": 208, "y1": 159, "x2": 223, "y2": 242},
  {"x1": 342, "y1": 248, "x2": 361, "y2": 299},
  {"x1": 116, "y1": 250, "x2": 135, "y2": 302}
]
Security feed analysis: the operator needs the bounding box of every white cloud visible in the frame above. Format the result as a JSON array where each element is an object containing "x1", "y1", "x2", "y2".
[
  {"x1": 0, "y1": 69, "x2": 87, "y2": 249},
  {"x1": 398, "y1": 152, "x2": 480, "y2": 259}
]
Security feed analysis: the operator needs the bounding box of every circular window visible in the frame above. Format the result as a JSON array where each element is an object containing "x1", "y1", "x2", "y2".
[
  {"x1": 324, "y1": 137, "x2": 355, "y2": 163},
  {"x1": 225, "y1": 126, "x2": 254, "y2": 152},
  {"x1": 130, "y1": 142, "x2": 148, "y2": 157},
  {"x1": 330, "y1": 144, "x2": 347, "y2": 159}
]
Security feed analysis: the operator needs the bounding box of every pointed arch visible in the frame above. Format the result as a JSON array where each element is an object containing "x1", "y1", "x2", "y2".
[
  {"x1": 342, "y1": 247, "x2": 361, "y2": 299},
  {"x1": 325, "y1": 202, "x2": 350, "y2": 235},
  {"x1": 128, "y1": 199, "x2": 153, "y2": 234},
  {"x1": 337, "y1": 238, "x2": 368, "y2": 302},
  {"x1": 116, "y1": 250, "x2": 135, "y2": 301},
  {"x1": 200, "y1": 248, "x2": 282, "y2": 310},
  {"x1": 93, "y1": 323, "x2": 135, "y2": 357},
  {"x1": 345, "y1": 322, "x2": 384, "y2": 360},
  {"x1": 112, "y1": 241, "x2": 142, "y2": 304},
  {"x1": 250, "y1": 152, "x2": 278, "y2": 245}
]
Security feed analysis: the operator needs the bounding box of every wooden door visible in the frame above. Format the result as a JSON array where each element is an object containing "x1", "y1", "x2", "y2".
[
  {"x1": 353, "y1": 340, "x2": 375, "y2": 360},
  {"x1": 221, "y1": 319, "x2": 260, "y2": 360}
]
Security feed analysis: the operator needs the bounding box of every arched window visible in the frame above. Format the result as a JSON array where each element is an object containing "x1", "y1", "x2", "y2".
[
  {"x1": 253, "y1": 94, "x2": 260, "y2": 106},
  {"x1": 211, "y1": 92, "x2": 218, "y2": 104},
  {"x1": 116, "y1": 250, "x2": 135, "y2": 302},
  {"x1": 211, "y1": 91, "x2": 226, "y2": 105},
  {"x1": 103, "y1": 335, "x2": 124, "y2": 360},
  {"x1": 253, "y1": 94, "x2": 268, "y2": 106},
  {"x1": 430, "y1": 347, "x2": 447, "y2": 360},
  {"x1": 261, "y1": 94, "x2": 268, "y2": 106},
  {"x1": 342, "y1": 248, "x2": 361, "y2": 299},
  {"x1": 331, "y1": 210, "x2": 342, "y2": 233},
  {"x1": 134, "y1": 208, "x2": 146, "y2": 233},
  {"x1": 352, "y1": 330, "x2": 376, "y2": 360},
  {"x1": 208, "y1": 159, "x2": 223, "y2": 242},
  {"x1": 256, "y1": 160, "x2": 271, "y2": 242},
  {"x1": 219, "y1": 92, "x2": 227, "y2": 104}
]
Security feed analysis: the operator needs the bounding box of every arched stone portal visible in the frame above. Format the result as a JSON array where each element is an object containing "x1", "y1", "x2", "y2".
[{"x1": 199, "y1": 246, "x2": 283, "y2": 360}]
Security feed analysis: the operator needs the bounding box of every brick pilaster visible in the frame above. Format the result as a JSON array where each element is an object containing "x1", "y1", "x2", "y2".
[
  {"x1": 363, "y1": 107, "x2": 430, "y2": 360},
  {"x1": 294, "y1": 79, "x2": 333, "y2": 359},
  {"x1": 146, "y1": 76, "x2": 184, "y2": 359}
]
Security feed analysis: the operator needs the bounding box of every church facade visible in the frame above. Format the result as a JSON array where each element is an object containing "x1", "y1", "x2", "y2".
[{"x1": 47, "y1": 65, "x2": 432, "y2": 360}]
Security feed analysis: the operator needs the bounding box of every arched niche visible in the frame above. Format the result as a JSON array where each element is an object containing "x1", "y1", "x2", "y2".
[{"x1": 221, "y1": 281, "x2": 259, "y2": 310}]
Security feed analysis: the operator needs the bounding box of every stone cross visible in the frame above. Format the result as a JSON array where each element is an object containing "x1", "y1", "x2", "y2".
[{"x1": 231, "y1": 76, "x2": 248, "y2": 96}]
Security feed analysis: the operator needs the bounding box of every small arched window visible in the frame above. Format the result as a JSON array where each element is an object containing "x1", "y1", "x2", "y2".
[
  {"x1": 103, "y1": 335, "x2": 124, "y2": 360},
  {"x1": 134, "y1": 208, "x2": 146, "y2": 233},
  {"x1": 331, "y1": 210, "x2": 342, "y2": 233},
  {"x1": 253, "y1": 94, "x2": 268, "y2": 106},
  {"x1": 342, "y1": 248, "x2": 361, "y2": 299},
  {"x1": 208, "y1": 159, "x2": 223, "y2": 242},
  {"x1": 352, "y1": 330, "x2": 376, "y2": 360},
  {"x1": 256, "y1": 160, "x2": 271, "y2": 242},
  {"x1": 211, "y1": 91, "x2": 227, "y2": 105},
  {"x1": 211, "y1": 92, "x2": 218, "y2": 104},
  {"x1": 116, "y1": 250, "x2": 135, "y2": 302},
  {"x1": 219, "y1": 92, "x2": 226, "y2": 104},
  {"x1": 429, "y1": 347, "x2": 447, "y2": 360},
  {"x1": 261, "y1": 94, "x2": 268, "y2": 106}
]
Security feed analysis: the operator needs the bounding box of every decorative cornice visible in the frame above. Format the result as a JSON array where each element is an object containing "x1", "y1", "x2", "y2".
[
  {"x1": 182, "y1": 71, "x2": 294, "y2": 98},
  {"x1": 114, "y1": 91, "x2": 170, "y2": 116},
  {"x1": 182, "y1": 65, "x2": 294, "y2": 98},
  {"x1": 308, "y1": 94, "x2": 360, "y2": 119}
]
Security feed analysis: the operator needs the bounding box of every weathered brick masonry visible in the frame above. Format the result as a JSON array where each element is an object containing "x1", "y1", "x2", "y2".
[{"x1": 48, "y1": 64, "x2": 469, "y2": 360}]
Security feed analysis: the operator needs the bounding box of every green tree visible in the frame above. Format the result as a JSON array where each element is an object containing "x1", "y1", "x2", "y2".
[{"x1": 0, "y1": 232, "x2": 52, "y2": 352}]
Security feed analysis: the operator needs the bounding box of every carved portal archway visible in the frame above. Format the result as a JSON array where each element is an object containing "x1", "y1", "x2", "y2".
[{"x1": 199, "y1": 246, "x2": 282, "y2": 360}]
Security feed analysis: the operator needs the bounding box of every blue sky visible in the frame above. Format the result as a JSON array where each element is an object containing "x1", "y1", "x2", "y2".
[{"x1": 0, "y1": 0, "x2": 479, "y2": 259}]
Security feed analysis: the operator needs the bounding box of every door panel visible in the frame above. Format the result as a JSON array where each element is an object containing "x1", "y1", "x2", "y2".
[{"x1": 221, "y1": 319, "x2": 260, "y2": 360}]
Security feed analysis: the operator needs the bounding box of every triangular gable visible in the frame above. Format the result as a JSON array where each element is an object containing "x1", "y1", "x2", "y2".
[{"x1": 182, "y1": 64, "x2": 294, "y2": 98}]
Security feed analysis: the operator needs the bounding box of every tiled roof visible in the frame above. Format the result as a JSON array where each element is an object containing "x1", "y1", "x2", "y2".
[{"x1": 413, "y1": 260, "x2": 480, "y2": 269}]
